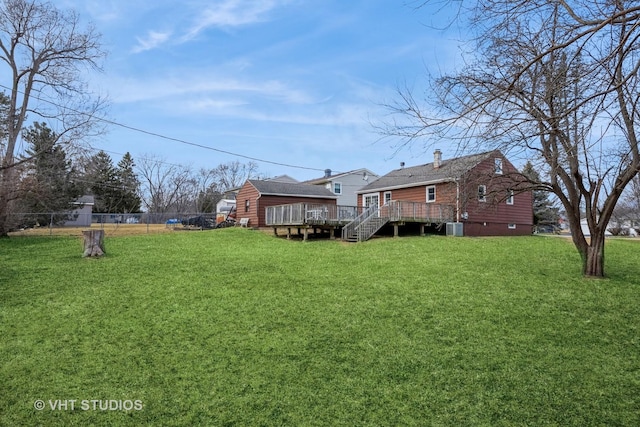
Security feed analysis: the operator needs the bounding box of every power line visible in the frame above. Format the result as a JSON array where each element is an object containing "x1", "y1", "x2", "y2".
[{"x1": 0, "y1": 82, "x2": 331, "y2": 173}]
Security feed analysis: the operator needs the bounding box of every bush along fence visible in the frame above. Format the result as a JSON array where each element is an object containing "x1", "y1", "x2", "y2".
[{"x1": 7, "y1": 212, "x2": 237, "y2": 235}]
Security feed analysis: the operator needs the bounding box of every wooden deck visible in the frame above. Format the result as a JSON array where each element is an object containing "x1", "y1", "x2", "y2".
[
  {"x1": 266, "y1": 201, "x2": 455, "y2": 241},
  {"x1": 265, "y1": 203, "x2": 363, "y2": 227}
]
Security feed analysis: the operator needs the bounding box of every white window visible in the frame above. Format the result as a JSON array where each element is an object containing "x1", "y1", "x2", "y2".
[
  {"x1": 333, "y1": 182, "x2": 342, "y2": 195},
  {"x1": 384, "y1": 191, "x2": 392, "y2": 205},
  {"x1": 478, "y1": 185, "x2": 487, "y2": 202},
  {"x1": 508, "y1": 223, "x2": 517, "y2": 229},
  {"x1": 506, "y1": 190, "x2": 514, "y2": 205},
  {"x1": 426, "y1": 186, "x2": 436, "y2": 203},
  {"x1": 495, "y1": 158, "x2": 503, "y2": 174}
]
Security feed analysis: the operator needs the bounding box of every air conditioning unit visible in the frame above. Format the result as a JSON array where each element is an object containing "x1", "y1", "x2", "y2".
[{"x1": 446, "y1": 222, "x2": 464, "y2": 237}]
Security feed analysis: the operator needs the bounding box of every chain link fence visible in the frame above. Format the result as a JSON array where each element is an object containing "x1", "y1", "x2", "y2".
[{"x1": 7, "y1": 211, "x2": 237, "y2": 236}]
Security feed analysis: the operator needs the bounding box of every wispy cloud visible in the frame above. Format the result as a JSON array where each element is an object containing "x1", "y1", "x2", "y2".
[
  {"x1": 106, "y1": 71, "x2": 315, "y2": 106},
  {"x1": 131, "y1": 30, "x2": 173, "y2": 53},
  {"x1": 182, "y1": 0, "x2": 282, "y2": 41}
]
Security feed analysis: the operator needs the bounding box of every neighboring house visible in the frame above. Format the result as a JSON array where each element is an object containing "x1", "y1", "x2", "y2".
[
  {"x1": 266, "y1": 174, "x2": 299, "y2": 184},
  {"x1": 216, "y1": 198, "x2": 237, "y2": 222},
  {"x1": 64, "y1": 195, "x2": 95, "y2": 227},
  {"x1": 357, "y1": 149, "x2": 534, "y2": 236},
  {"x1": 305, "y1": 168, "x2": 379, "y2": 206},
  {"x1": 236, "y1": 179, "x2": 338, "y2": 228},
  {"x1": 216, "y1": 199, "x2": 236, "y2": 215}
]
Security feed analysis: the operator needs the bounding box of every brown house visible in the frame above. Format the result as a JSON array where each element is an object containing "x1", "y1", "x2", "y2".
[
  {"x1": 236, "y1": 179, "x2": 338, "y2": 228},
  {"x1": 356, "y1": 150, "x2": 533, "y2": 236}
]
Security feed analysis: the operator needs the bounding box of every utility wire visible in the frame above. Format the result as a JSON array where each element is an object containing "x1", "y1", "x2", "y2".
[{"x1": 0, "y1": 82, "x2": 331, "y2": 173}]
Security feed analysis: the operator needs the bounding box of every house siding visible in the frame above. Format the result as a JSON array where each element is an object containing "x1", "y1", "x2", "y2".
[
  {"x1": 356, "y1": 152, "x2": 534, "y2": 237},
  {"x1": 358, "y1": 181, "x2": 457, "y2": 209},
  {"x1": 459, "y1": 155, "x2": 533, "y2": 236},
  {"x1": 236, "y1": 181, "x2": 337, "y2": 227},
  {"x1": 307, "y1": 169, "x2": 378, "y2": 206},
  {"x1": 236, "y1": 182, "x2": 261, "y2": 227}
]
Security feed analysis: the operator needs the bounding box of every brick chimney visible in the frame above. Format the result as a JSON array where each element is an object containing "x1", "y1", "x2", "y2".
[{"x1": 433, "y1": 149, "x2": 442, "y2": 169}]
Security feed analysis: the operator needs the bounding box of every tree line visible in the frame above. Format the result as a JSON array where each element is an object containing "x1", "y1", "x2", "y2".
[{"x1": 6, "y1": 118, "x2": 260, "y2": 228}]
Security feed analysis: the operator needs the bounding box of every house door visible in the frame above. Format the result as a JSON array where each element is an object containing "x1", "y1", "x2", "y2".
[{"x1": 363, "y1": 193, "x2": 380, "y2": 215}]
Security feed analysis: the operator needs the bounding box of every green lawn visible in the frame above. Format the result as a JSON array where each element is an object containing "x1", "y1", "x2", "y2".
[{"x1": 1, "y1": 229, "x2": 639, "y2": 426}]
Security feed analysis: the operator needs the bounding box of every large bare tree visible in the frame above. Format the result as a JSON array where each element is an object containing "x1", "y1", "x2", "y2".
[
  {"x1": 137, "y1": 155, "x2": 195, "y2": 215},
  {"x1": 380, "y1": 1, "x2": 640, "y2": 277},
  {"x1": 0, "y1": 0, "x2": 106, "y2": 236}
]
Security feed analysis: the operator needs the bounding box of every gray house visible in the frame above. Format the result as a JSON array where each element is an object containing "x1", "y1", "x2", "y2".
[{"x1": 305, "y1": 168, "x2": 379, "y2": 206}]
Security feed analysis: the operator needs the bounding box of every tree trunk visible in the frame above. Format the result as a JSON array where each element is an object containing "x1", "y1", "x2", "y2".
[
  {"x1": 82, "y1": 229, "x2": 105, "y2": 257},
  {"x1": 584, "y1": 232, "x2": 605, "y2": 278}
]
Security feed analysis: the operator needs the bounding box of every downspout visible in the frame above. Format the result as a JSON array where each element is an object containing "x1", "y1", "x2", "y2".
[{"x1": 456, "y1": 179, "x2": 460, "y2": 222}]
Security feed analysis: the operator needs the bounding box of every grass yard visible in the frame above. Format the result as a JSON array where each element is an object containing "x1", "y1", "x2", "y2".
[{"x1": 1, "y1": 229, "x2": 639, "y2": 426}]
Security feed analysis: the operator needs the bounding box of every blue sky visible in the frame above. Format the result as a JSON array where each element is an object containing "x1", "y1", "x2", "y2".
[{"x1": 56, "y1": 0, "x2": 461, "y2": 181}]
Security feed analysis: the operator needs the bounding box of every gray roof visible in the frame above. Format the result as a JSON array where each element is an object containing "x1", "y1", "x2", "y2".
[
  {"x1": 266, "y1": 174, "x2": 299, "y2": 184},
  {"x1": 358, "y1": 151, "x2": 497, "y2": 193},
  {"x1": 304, "y1": 168, "x2": 379, "y2": 184},
  {"x1": 74, "y1": 195, "x2": 95, "y2": 205},
  {"x1": 248, "y1": 179, "x2": 337, "y2": 199}
]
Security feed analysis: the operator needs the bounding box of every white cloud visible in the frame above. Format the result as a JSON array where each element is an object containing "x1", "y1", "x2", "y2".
[
  {"x1": 131, "y1": 30, "x2": 173, "y2": 53},
  {"x1": 181, "y1": 0, "x2": 282, "y2": 41}
]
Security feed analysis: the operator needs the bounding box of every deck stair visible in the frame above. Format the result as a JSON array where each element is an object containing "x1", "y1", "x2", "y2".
[{"x1": 342, "y1": 205, "x2": 389, "y2": 242}]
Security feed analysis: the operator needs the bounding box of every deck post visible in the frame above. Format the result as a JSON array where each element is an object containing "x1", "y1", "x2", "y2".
[
  {"x1": 420, "y1": 224, "x2": 426, "y2": 236},
  {"x1": 330, "y1": 227, "x2": 336, "y2": 240},
  {"x1": 394, "y1": 224, "x2": 399, "y2": 237},
  {"x1": 287, "y1": 228, "x2": 292, "y2": 239},
  {"x1": 273, "y1": 227, "x2": 278, "y2": 236},
  {"x1": 303, "y1": 227, "x2": 309, "y2": 241}
]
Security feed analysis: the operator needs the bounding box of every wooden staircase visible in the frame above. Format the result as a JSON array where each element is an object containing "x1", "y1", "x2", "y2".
[{"x1": 342, "y1": 205, "x2": 389, "y2": 242}]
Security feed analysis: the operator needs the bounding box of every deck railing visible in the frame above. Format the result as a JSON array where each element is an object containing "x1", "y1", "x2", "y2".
[
  {"x1": 383, "y1": 201, "x2": 455, "y2": 223},
  {"x1": 265, "y1": 203, "x2": 362, "y2": 226},
  {"x1": 265, "y1": 201, "x2": 455, "y2": 238}
]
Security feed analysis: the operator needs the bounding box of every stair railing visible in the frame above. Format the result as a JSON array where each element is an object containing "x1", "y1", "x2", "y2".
[{"x1": 341, "y1": 204, "x2": 380, "y2": 241}]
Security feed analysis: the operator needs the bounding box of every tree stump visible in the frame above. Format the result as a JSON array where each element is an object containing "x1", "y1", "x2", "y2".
[{"x1": 82, "y1": 229, "x2": 105, "y2": 257}]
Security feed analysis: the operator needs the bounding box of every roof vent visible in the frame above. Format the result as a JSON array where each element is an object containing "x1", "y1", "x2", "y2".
[
  {"x1": 324, "y1": 169, "x2": 332, "y2": 178},
  {"x1": 400, "y1": 162, "x2": 405, "y2": 168},
  {"x1": 434, "y1": 149, "x2": 442, "y2": 169}
]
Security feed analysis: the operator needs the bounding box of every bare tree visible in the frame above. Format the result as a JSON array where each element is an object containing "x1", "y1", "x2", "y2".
[
  {"x1": 213, "y1": 160, "x2": 258, "y2": 192},
  {"x1": 137, "y1": 155, "x2": 194, "y2": 215},
  {"x1": 193, "y1": 168, "x2": 222, "y2": 213},
  {"x1": 0, "y1": 0, "x2": 106, "y2": 236},
  {"x1": 379, "y1": 1, "x2": 640, "y2": 277}
]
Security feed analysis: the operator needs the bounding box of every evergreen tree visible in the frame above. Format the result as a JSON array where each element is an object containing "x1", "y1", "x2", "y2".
[
  {"x1": 521, "y1": 162, "x2": 560, "y2": 229},
  {"x1": 116, "y1": 152, "x2": 142, "y2": 213},
  {"x1": 21, "y1": 122, "x2": 81, "y2": 226},
  {"x1": 84, "y1": 151, "x2": 120, "y2": 213}
]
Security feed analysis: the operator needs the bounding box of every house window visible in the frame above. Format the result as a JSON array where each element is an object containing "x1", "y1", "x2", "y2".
[
  {"x1": 244, "y1": 199, "x2": 250, "y2": 212},
  {"x1": 478, "y1": 185, "x2": 487, "y2": 202},
  {"x1": 495, "y1": 158, "x2": 503, "y2": 174},
  {"x1": 426, "y1": 186, "x2": 436, "y2": 203},
  {"x1": 508, "y1": 223, "x2": 517, "y2": 229},
  {"x1": 384, "y1": 191, "x2": 392, "y2": 205},
  {"x1": 333, "y1": 182, "x2": 342, "y2": 195},
  {"x1": 506, "y1": 190, "x2": 514, "y2": 205}
]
